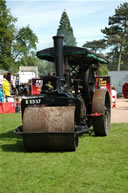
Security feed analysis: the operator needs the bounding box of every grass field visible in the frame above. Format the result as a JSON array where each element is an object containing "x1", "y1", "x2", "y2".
[{"x1": 0, "y1": 113, "x2": 128, "y2": 193}]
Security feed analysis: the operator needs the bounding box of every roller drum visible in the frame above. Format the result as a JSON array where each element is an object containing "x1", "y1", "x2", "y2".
[{"x1": 22, "y1": 106, "x2": 77, "y2": 151}]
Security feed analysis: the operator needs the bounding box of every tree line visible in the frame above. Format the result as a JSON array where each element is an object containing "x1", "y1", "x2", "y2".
[
  {"x1": 0, "y1": 0, "x2": 128, "y2": 75},
  {"x1": 83, "y1": 2, "x2": 128, "y2": 71}
]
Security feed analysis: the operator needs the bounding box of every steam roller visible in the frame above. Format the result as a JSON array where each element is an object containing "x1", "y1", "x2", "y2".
[{"x1": 15, "y1": 36, "x2": 111, "y2": 152}]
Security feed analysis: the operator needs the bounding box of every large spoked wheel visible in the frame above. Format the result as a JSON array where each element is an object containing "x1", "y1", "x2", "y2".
[{"x1": 92, "y1": 89, "x2": 111, "y2": 136}]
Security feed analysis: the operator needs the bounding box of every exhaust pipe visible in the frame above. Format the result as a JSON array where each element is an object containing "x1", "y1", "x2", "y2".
[{"x1": 53, "y1": 36, "x2": 64, "y2": 77}]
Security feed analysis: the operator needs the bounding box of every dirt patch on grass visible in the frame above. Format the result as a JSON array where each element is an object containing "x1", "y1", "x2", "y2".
[{"x1": 111, "y1": 97, "x2": 128, "y2": 123}]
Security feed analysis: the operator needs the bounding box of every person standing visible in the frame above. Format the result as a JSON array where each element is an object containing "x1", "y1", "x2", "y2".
[{"x1": 3, "y1": 74, "x2": 11, "y2": 101}]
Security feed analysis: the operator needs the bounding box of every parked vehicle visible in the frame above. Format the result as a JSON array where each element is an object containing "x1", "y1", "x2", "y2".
[{"x1": 16, "y1": 66, "x2": 38, "y2": 95}]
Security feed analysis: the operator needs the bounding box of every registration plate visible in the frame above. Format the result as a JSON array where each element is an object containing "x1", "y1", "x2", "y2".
[{"x1": 25, "y1": 99, "x2": 41, "y2": 105}]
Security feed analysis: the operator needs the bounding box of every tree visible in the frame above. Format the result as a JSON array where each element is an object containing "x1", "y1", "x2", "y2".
[
  {"x1": 0, "y1": 0, "x2": 17, "y2": 70},
  {"x1": 82, "y1": 39, "x2": 108, "y2": 75},
  {"x1": 83, "y1": 39, "x2": 107, "y2": 54},
  {"x1": 16, "y1": 52, "x2": 54, "y2": 75},
  {"x1": 97, "y1": 64, "x2": 108, "y2": 76},
  {"x1": 101, "y1": 2, "x2": 128, "y2": 71},
  {"x1": 12, "y1": 25, "x2": 38, "y2": 61},
  {"x1": 0, "y1": 0, "x2": 38, "y2": 71},
  {"x1": 57, "y1": 10, "x2": 77, "y2": 46}
]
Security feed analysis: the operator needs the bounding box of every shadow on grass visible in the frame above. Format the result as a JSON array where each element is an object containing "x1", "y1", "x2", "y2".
[
  {"x1": 1, "y1": 142, "x2": 24, "y2": 152},
  {"x1": 0, "y1": 129, "x2": 24, "y2": 152},
  {"x1": 0, "y1": 130, "x2": 18, "y2": 139},
  {"x1": 0, "y1": 129, "x2": 96, "y2": 153}
]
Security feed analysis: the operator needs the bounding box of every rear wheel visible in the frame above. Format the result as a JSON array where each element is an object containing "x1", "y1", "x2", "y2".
[{"x1": 92, "y1": 89, "x2": 111, "y2": 136}]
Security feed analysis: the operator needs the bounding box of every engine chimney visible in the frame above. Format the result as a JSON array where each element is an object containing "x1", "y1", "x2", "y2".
[{"x1": 53, "y1": 36, "x2": 64, "y2": 77}]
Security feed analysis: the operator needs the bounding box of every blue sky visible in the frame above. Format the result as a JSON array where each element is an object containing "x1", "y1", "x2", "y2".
[{"x1": 6, "y1": 0, "x2": 127, "y2": 51}]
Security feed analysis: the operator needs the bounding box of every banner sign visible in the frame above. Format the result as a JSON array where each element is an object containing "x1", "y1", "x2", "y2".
[
  {"x1": 0, "y1": 102, "x2": 16, "y2": 114},
  {"x1": 96, "y1": 76, "x2": 111, "y2": 96},
  {"x1": 32, "y1": 78, "x2": 43, "y2": 95}
]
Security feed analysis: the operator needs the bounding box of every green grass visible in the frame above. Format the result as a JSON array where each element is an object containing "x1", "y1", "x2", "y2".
[{"x1": 0, "y1": 113, "x2": 128, "y2": 193}]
